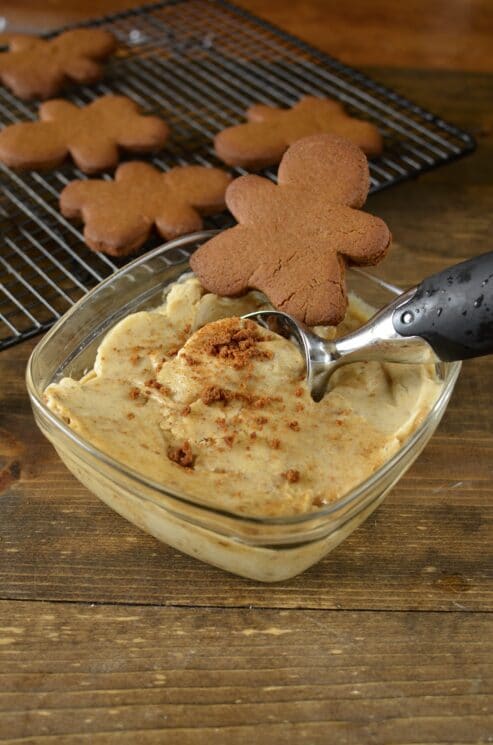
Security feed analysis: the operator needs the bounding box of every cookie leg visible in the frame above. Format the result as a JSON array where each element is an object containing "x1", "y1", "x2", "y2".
[
  {"x1": 63, "y1": 56, "x2": 104, "y2": 86},
  {"x1": 84, "y1": 220, "x2": 153, "y2": 256},
  {"x1": 190, "y1": 227, "x2": 254, "y2": 297},
  {"x1": 117, "y1": 117, "x2": 170, "y2": 154},
  {"x1": 266, "y1": 251, "x2": 348, "y2": 327},
  {"x1": 155, "y1": 203, "x2": 204, "y2": 241},
  {"x1": 68, "y1": 136, "x2": 120, "y2": 174},
  {"x1": 84, "y1": 210, "x2": 153, "y2": 256},
  {"x1": 214, "y1": 122, "x2": 287, "y2": 170}
]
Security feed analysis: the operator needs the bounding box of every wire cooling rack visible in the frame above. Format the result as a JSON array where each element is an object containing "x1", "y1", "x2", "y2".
[{"x1": 0, "y1": 0, "x2": 475, "y2": 351}]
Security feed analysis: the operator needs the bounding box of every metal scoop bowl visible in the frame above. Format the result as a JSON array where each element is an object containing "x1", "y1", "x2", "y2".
[{"x1": 243, "y1": 251, "x2": 493, "y2": 402}]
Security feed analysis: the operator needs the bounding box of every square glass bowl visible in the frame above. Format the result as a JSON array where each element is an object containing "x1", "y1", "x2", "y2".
[{"x1": 26, "y1": 231, "x2": 461, "y2": 582}]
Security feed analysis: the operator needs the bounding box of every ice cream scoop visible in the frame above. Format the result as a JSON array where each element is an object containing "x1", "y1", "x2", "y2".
[{"x1": 244, "y1": 251, "x2": 493, "y2": 401}]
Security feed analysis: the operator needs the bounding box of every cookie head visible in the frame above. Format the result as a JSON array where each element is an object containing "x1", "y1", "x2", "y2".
[
  {"x1": 277, "y1": 133, "x2": 370, "y2": 208},
  {"x1": 191, "y1": 134, "x2": 391, "y2": 327}
]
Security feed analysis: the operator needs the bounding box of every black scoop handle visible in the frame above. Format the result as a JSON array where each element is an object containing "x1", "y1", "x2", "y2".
[{"x1": 392, "y1": 251, "x2": 493, "y2": 361}]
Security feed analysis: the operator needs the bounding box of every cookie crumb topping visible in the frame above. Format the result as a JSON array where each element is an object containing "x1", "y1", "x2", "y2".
[
  {"x1": 167, "y1": 440, "x2": 195, "y2": 468},
  {"x1": 282, "y1": 469, "x2": 300, "y2": 483},
  {"x1": 200, "y1": 319, "x2": 273, "y2": 369}
]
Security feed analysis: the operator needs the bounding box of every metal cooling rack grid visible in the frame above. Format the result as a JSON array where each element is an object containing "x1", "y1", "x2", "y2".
[{"x1": 0, "y1": 0, "x2": 475, "y2": 350}]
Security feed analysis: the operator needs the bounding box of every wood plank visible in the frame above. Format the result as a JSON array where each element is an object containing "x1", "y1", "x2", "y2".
[
  {"x1": 0, "y1": 600, "x2": 491, "y2": 743},
  {"x1": 1, "y1": 0, "x2": 492, "y2": 73},
  {"x1": 241, "y1": 0, "x2": 493, "y2": 74},
  {"x1": 0, "y1": 6, "x2": 491, "y2": 742}
]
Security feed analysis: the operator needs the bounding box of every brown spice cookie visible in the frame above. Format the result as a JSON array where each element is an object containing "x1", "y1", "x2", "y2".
[
  {"x1": 0, "y1": 29, "x2": 116, "y2": 100},
  {"x1": 0, "y1": 95, "x2": 170, "y2": 173},
  {"x1": 190, "y1": 134, "x2": 391, "y2": 327},
  {"x1": 215, "y1": 96, "x2": 383, "y2": 169},
  {"x1": 60, "y1": 161, "x2": 232, "y2": 256}
]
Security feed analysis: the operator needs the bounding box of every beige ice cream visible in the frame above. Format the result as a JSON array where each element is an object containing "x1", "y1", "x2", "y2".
[{"x1": 44, "y1": 277, "x2": 442, "y2": 520}]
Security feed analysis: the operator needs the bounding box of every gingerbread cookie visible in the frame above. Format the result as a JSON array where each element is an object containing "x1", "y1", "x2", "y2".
[
  {"x1": 0, "y1": 95, "x2": 170, "y2": 173},
  {"x1": 191, "y1": 134, "x2": 391, "y2": 326},
  {"x1": 60, "y1": 162, "x2": 232, "y2": 256},
  {"x1": 0, "y1": 29, "x2": 116, "y2": 100},
  {"x1": 215, "y1": 96, "x2": 383, "y2": 170}
]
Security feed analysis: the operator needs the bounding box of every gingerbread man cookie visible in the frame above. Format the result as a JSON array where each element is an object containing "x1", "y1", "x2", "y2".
[
  {"x1": 215, "y1": 96, "x2": 383, "y2": 170},
  {"x1": 0, "y1": 29, "x2": 116, "y2": 100},
  {"x1": 60, "y1": 162, "x2": 232, "y2": 256},
  {"x1": 191, "y1": 134, "x2": 391, "y2": 326},
  {"x1": 0, "y1": 95, "x2": 170, "y2": 173}
]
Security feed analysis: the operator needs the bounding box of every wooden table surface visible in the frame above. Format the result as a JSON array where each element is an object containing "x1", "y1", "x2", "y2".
[{"x1": 0, "y1": 2, "x2": 492, "y2": 743}]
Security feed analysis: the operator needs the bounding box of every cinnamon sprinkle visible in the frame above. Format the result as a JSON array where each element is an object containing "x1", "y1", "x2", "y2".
[
  {"x1": 145, "y1": 378, "x2": 162, "y2": 391},
  {"x1": 223, "y1": 434, "x2": 235, "y2": 448},
  {"x1": 282, "y1": 469, "x2": 300, "y2": 483},
  {"x1": 201, "y1": 385, "x2": 230, "y2": 405},
  {"x1": 182, "y1": 353, "x2": 199, "y2": 366},
  {"x1": 200, "y1": 384, "x2": 277, "y2": 410}
]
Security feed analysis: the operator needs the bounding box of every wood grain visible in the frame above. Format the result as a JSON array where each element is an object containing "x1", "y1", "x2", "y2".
[
  {"x1": 0, "y1": 600, "x2": 491, "y2": 743},
  {"x1": 1, "y1": 0, "x2": 492, "y2": 73},
  {"x1": 0, "y1": 4, "x2": 493, "y2": 741}
]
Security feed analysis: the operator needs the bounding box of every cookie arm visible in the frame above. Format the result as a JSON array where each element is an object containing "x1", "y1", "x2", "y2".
[
  {"x1": 59, "y1": 179, "x2": 94, "y2": 220},
  {"x1": 39, "y1": 99, "x2": 79, "y2": 121},
  {"x1": 88, "y1": 96, "x2": 169, "y2": 154},
  {"x1": 295, "y1": 96, "x2": 345, "y2": 116},
  {"x1": 162, "y1": 166, "x2": 231, "y2": 212},
  {"x1": 225, "y1": 175, "x2": 277, "y2": 225},
  {"x1": 63, "y1": 56, "x2": 104, "y2": 85},
  {"x1": 190, "y1": 227, "x2": 256, "y2": 297},
  {"x1": 54, "y1": 29, "x2": 117, "y2": 60},
  {"x1": 323, "y1": 116, "x2": 383, "y2": 158},
  {"x1": 246, "y1": 104, "x2": 282, "y2": 123},
  {"x1": 3, "y1": 35, "x2": 39, "y2": 52},
  {"x1": 332, "y1": 206, "x2": 392, "y2": 266},
  {"x1": 214, "y1": 120, "x2": 288, "y2": 170}
]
